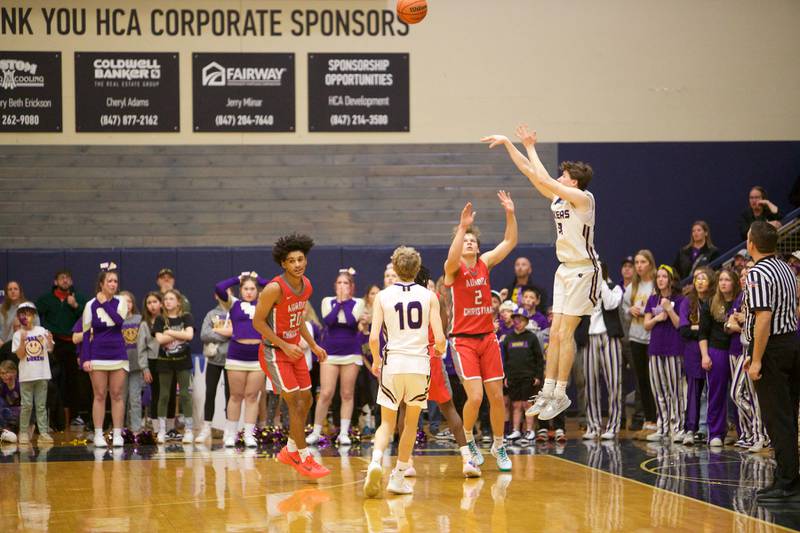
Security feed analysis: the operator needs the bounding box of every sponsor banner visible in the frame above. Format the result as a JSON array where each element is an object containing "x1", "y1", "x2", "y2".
[
  {"x1": 308, "y1": 53, "x2": 408, "y2": 132},
  {"x1": 0, "y1": 51, "x2": 62, "y2": 132},
  {"x1": 192, "y1": 53, "x2": 295, "y2": 132},
  {"x1": 74, "y1": 51, "x2": 179, "y2": 132}
]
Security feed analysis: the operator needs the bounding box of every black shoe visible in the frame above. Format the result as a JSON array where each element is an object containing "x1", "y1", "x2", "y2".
[
  {"x1": 757, "y1": 488, "x2": 800, "y2": 502},
  {"x1": 757, "y1": 484, "x2": 777, "y2": 496},
  {"x1": 166, "y1": 429, "x2": 181, "y2": 441},
  {"x1": 694, "y1": 432, "x2": 707, "y2": 443}
]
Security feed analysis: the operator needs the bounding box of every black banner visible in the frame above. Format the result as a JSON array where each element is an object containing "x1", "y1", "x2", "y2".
[
  {"x1": 308, "y1": 53, "x2": 408, "y2": 132},
  {"x1": 192, "y1": 53, "x2": 294, "y2": 132},
  {"x1": 0, "y1": 52, "x2": 62, "y2": 132},
  {"x1": 74, "y1": 52, "x2": 179, "y2": 132}
]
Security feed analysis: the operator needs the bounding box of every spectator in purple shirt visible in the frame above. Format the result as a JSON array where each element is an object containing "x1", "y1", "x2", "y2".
[
  {"x1": 673, "y1": 221, "x2": 720, "y2": 281},
  {"x1": 643, "y1": 265, "x2": 685, "y2": 442},
  {"x1": 306, "y1": 271, "x2": 365, "y2": 446},
  {"x1": 81, "y1": 268, "x2": 130, "y2": 448}
]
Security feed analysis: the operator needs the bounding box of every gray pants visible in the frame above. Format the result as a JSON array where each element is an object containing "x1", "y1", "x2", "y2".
[
  {"x1": 20, "y1": 379, "x2": 48, "y2": 434},
  {"x1": 127, "y1": 370, "x2": 145, "y2": 432}
]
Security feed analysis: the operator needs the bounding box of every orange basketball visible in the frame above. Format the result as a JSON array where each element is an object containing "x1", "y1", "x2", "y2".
[{"x1": 397, "y1": 0, "x2": 428, "y2": 25}]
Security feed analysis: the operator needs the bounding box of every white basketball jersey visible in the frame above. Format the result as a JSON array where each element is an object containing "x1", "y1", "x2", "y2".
[
  {"x1": 379, "y1": 282, "x2": 432, "y2": 375},
  {"x1": 550, "y1": 191, "x2": 600, "y2": 264}
]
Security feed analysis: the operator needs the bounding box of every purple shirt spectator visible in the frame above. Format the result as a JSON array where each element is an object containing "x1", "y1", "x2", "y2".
[{"x1": 645, "y1": 294, "x2": 685, "y2": 356}]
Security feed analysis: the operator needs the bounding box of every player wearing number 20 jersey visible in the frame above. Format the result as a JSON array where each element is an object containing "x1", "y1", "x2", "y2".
[{"x1": 259, "y1": 274, "x2": 313, "y2": 393}]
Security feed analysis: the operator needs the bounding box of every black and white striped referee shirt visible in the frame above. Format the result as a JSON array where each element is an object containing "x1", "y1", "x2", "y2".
[{"x1": 744, "y1": 255, "x2": 799, "y2": 343}]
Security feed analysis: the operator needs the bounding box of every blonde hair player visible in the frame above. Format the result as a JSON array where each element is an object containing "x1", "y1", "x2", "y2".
[
  {"x1": 483, "y1": 125, "x2": 600, "y2": 421},
  {"x1": 363, "y1": 246, "x2": 446, "y2": 497}
]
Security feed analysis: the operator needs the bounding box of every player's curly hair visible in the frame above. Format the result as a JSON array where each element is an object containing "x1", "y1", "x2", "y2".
[
  {"x1": 272, "y1": 233, "x2": 314, "y2": 265},
  {"x1": 560, "y1": 161, "x2": 593, "y2": 190},
  {"x1": 391, "y1": 246, "x2": 422, "y2": 281}
]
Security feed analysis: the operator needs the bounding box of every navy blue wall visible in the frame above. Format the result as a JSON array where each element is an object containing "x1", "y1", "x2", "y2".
[
  {"x1": 558, "y1": 142, "x2": 800, "y2": 271},
  {"x1": 0, "y1": 244, "x2": 557, "y2": 352}
]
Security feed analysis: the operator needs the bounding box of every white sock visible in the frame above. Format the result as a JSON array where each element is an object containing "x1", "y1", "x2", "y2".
[
  {"x1": 372, "y1": 449, "x2": 383, "y2": 465},
  {"x1": 396, "y1": 460, "x2": 410, "y2": 473},
  {"x1": 298, "y1": 447, "x2": 310, "y2": 461},
  {"x1": 112, "y1": 428, "x2": 122, "y2": 438},
  {"x1": 95, "y1": 428, "x2": 103, "y2": 439},
  {"x1": 244, "y1": 423, "x2": 255, "y2": 436},
  {"x1": 464, "y1": 428, "x2": 475, "y2": 443},
  {"x1": 158, "y1": 417, "x2": 166, "y2": 433},
  {"x1": 184, "y1": 419, "x2": 193, "y2": 431},
  {"x1": 225, "y1": 420, "x2": 238, "y2": 435},
  {"x1": 203, "y1": 421, "x2": 212, "y2": 431},
  {"x1": 287, "y1": 438, "x2": 298, "y2": 453},
  {"x1": 542, "y1": 379, "x2": 556, "y2": 397},
  {"x1": 493, "y1": 436, "x2": 504, "y2": 450},
  {"x1": 554, "y1": 381, "x2": 568, "y2": 399},
  {"x1": 340, "y1": 419, "x2": 351, "y2": 435},
  {"x1": 166, "y1": 418, "x2": 175, "y2": 431},
  {"x1": 460, "y1": 446, "x2": 472, "y2": 460}
]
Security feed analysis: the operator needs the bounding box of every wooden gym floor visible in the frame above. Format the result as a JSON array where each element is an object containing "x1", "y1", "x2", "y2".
[{"x1": 0, "y1": 432, "x2": 798, "y2": 532}]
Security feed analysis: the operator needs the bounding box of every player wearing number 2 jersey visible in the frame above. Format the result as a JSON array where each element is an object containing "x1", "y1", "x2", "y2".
[
  {"x1": 364, "y1": 246, "x2": 447, "y2": 498},
  {"x1": 253, "y1": 234, "x2": 330, "y2": 479},
  {"x1": 483, "y1": 125, "x2": 600, "y2": 423},
  {"x1": 444, "y1": 191, "x2": 518, "y2": 473}
]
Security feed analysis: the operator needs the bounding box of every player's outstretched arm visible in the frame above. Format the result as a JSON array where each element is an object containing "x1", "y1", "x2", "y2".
[
  {"x1": 429, "y1": 292, "x2": 446, "y2": 355},
  {"x1": 368, "y1": 299, "x2": 385, "y2": 376},
  {"x1": 480, "y1": 190, "x2": 518, "y2": 269},
  {"x1": 443, "y1": 202, "x2": 474, "y2": 282}
]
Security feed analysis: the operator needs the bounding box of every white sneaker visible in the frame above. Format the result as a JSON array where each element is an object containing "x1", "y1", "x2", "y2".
[
  {"x1": 112, "y1": 434, "x2": 124, "y2": 447},
  {"x1": 600, "y1": 431, "x2": 616, "y2": 440},
  {"x1": 467, "y1": 440, "x2": 484, "y2": 466},
  {"x1": 525, "y1": 394, "x2": 551, "y2": 417},
  {"x1": 643, "y1": 422, "x2": 658, "y2": 432},
  {"x1": 306, "y1": 432, "x2": 322, "y2": 445},
  {"x1": 38, "y1": 433, "x2": 54, "y2": 444},
  {"x1": 403, "y1": 464, "x2": 417, "y2": 477},
  {"x1": 387, "y1": 469, "x2": 413, "y2": 495},
  {"x1": 748, "y1": 440, "x2": 765, "y2": 453},
  {"x1": 538, "y1": 396, "x2": 571, "y2": 421},
  {"x1": 156, "y1": 431, "x2": 166, "y2": 444},
  {"x1": 646, "y1": 432, "x2": 664, "y2": 442},
  {"x1": 709, "y1": 437, "x2": 723, "y2": 447},
  {"x1": 364, "y1": 462, "x2": 383, "y2": 499},
  {"x1": 223, "y1": 431, "x2": 236, "y2": 447},
  {"x1": 95, "y1": 433, "x2": 109, "y2": 447},
  {"x1": 673, "y1": 431, "x2": 685, "y2": 443},
  {"x1": 243, "y1": 432, "x2": 257, "y2": 447},
  {"x1": 0, "y1": 429, "x2": 17, "y2": 443},
  {"x1": 182, "y1": 431, "x2": 194, "y2": 444},
  {"x1": 195, "y1": 423, "x2": 211, "y2": 443},
  {"x1": 505, "y1": 430, "x2": 522, "y2": 441},
  {"x1": 682, "y1": 431, "x2": 695, "y2": 445},
  {"x1": 462, "y1": 458, "x2": 481, "y2": 478},
  {"x1": 337, "y1": 433, "x2": 352, "y2": 446},
  {"x1": 18, "y1": 432, "x2": 30, "y2": 445},
  {"x1": 582, "y1": 431, "x2": 598, "y2": 440},
  {"x1": 491, "y1": 445, "x2": 512, "y2": 472}
]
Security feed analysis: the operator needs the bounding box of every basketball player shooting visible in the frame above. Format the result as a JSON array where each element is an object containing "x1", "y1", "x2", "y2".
[{"x1": 482, "y1": 125, "x2": 600, "y2": 421}]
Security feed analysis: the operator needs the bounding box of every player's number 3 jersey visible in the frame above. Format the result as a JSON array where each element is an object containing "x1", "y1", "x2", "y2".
[
  {"x1": 551, "y1": 191, "x2": 599, "y2": 265},
  {"x1": 379, "y1": 282, "x2": 433, "y2": 375}
]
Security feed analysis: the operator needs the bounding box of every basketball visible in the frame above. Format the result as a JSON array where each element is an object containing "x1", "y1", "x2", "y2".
[{"x1": 397, "y1": 0, "x2": 428, "y2": 25}]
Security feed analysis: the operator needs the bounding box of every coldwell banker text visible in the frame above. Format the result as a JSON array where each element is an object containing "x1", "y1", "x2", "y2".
[{"x1": 0, "y1": 7, "x2": 411, "y2": 37}]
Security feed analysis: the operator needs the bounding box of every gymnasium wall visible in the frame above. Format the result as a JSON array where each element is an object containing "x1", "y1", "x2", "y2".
[{"x1": 0, "y1": 0, "x2": 798, "y2": 144}]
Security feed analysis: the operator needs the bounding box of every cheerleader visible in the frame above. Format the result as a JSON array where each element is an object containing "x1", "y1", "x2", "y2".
[
  {"x1": 643, "y1": 265, "x2": 685, "y2": 442},
  {"x1": 678, "y1": 267, "x2": 714, "y2": 444},
  {"x1": 81, "y1": 266, "x2": 130, "y2": 448},
  {"x1": 699, "y1": 268, "x2": 740, "y2": 447},
  {"x1": 727, "y1": 266, "x2": 769, "y2": 452},
  {"x1": 307, "y1": 270, "x2": 365, "y2": 445},
  {"x1": 215, "y1": 272, "x2": 269, "y2": 448}
]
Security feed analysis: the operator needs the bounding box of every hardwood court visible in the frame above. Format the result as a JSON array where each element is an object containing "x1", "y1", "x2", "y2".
[{"x1": 0, "y1": 438, "x2": 793, "y2": 532}]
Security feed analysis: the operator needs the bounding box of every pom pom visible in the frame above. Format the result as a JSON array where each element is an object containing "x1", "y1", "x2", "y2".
[
  {"x1": 135, "y1": 430, "x2": 156, "y2": 446},
  {"x1": 121, "y1": 428, "x2": 136, "y2": 444}
]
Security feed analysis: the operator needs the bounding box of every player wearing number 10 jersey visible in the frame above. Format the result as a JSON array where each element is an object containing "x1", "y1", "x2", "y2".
[
  {"x1": 444, "y1": 191, "x2": 518, "y2": 473},
  {"x1": 253, "y1": 234, "x2": 330, "y2": 479}
]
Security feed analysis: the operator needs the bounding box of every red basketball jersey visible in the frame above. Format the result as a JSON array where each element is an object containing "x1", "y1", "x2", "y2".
[
  {"x1": 270, "y1": 274, "x2": 313, "y2": 346},
  {"x1": 446, "y1": 258, "x2": 494, "y2": 335}
]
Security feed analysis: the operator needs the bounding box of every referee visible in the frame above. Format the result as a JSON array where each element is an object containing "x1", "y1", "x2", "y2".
[{"x1": 744, "y1": 221, "x2": 800, "y2": 503}]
